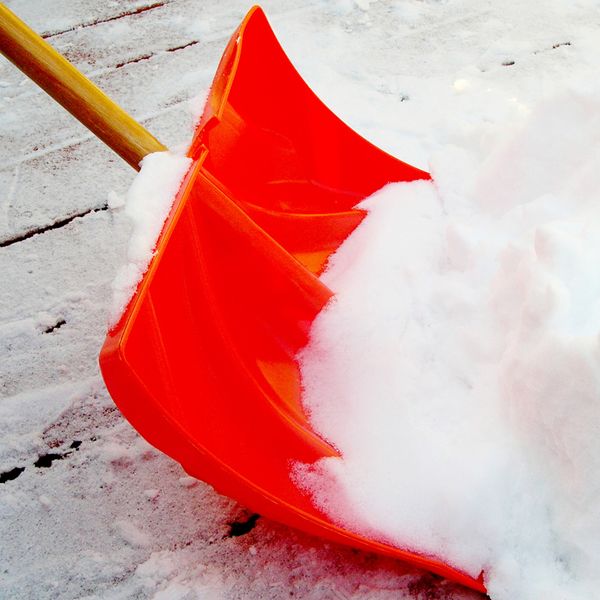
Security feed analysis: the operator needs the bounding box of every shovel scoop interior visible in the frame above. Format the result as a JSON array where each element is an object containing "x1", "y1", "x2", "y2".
[{"x1": 99, "y1": 6, "x2": 485, "y2": 594}]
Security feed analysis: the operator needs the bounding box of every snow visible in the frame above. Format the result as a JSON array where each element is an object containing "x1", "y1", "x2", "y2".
[
  {"x1": 110, "y1": 151, "x2": 191, "y2": 325},
  {"x1": 296, "y1": 27, "x2": 600, "y2": 600},
  {"x1": 2, "y1": 0, "x2": 600, "y2": 598}
]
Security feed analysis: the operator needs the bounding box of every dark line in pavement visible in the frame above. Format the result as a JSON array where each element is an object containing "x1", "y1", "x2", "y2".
[
  {"x1": 115, "y1": 52, "x2": 155, "y2": 69},
  {"x1": 115, "y1": 40, "x2": 199, "y2": 68},
  {"x1": 166, "y1": 40, "x2": 200, "y2": 53},
  {"x1": 43, "y1": 319, "x2": 67, "y2": 334},
  {"x1": 0, "y1": 467, "x2": 25, "y2": 484},
  {"x1": 227, "y1": 514, "x2": 260, "y2": 537},
  {"x1": 0, "y1": 204, "x2": 109, "y2": 249},
  {"x1": 42, "y1": 2, "x2": 168, "y2": 39}
]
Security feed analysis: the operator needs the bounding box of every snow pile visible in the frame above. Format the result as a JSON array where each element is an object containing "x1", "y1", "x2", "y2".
[
  {"x1": 110, "y1": 152, "x2": 191, "y2": 325},
  {"x1": 296, "y1": 88, "x2": 600, "y2": 599}
]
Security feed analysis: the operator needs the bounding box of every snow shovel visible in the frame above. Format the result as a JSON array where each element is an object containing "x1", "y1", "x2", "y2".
[{"x1": 0, "y1": 4, "x2": 485, "y2": 593}]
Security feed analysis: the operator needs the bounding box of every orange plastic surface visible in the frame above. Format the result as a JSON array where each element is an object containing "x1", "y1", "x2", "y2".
[{"x1": 99, "y1": 6, "x2": 486, "y2": 594}]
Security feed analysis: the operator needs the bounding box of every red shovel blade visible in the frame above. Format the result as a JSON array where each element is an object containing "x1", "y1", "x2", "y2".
[
  {"x1": 99, "y1": 6, "x2": 485, "y2": 594},
  {"x1": 189, "y1": 5, "x2": 430, "y2": 274}
]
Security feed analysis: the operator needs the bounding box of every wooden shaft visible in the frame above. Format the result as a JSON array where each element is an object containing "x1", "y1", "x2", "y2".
[{"x1": 0, "y1": 3, "x2": 166, "y2": 170}]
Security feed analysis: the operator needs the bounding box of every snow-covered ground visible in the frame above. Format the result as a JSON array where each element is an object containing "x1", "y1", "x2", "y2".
[{"x1": 2, "y1": 0, "x2": 599, "y2": 598}]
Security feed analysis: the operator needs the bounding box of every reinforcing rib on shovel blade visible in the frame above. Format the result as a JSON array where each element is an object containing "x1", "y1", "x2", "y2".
[{"x1": 99, "y1": 6, "x2": 486, "y2": 594}]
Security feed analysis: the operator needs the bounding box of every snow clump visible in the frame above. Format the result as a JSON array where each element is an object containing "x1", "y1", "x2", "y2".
[
  {"x1": 296, "y1": 88, "x2": 600, "y2": 600},
  {"x1": 109, "y1": 152, "x2": 191, "y2": 326}
]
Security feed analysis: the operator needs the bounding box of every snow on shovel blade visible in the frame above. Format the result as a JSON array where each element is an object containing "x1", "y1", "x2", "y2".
[{"x1": 100, "y1": 6, "x2": 484, "y2": 594}]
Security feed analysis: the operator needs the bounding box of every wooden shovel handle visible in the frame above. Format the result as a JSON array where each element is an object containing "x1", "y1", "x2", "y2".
[{"x1": 0, "y1": 3, "x2": 166, "y2": 170}]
